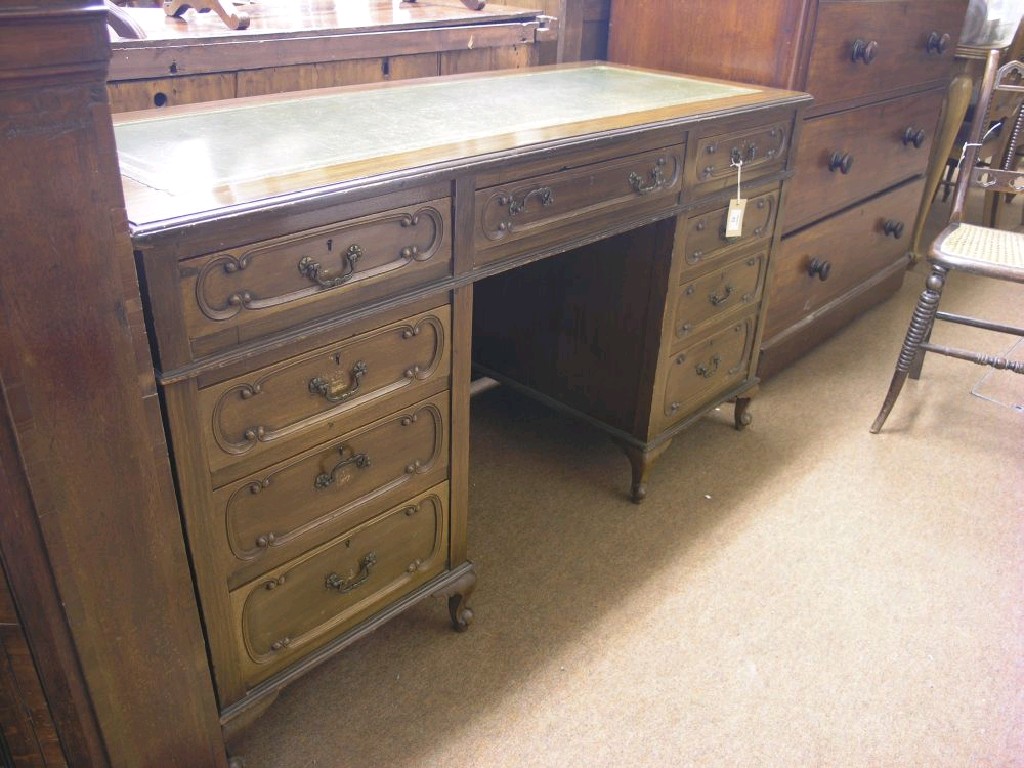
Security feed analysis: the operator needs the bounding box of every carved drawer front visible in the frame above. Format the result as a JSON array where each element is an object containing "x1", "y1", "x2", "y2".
[
  {"x1": 178, "y1": 198, "x2": 452, "y2": 360},
  {"x1": 213, "y1": 392, "x2": 450, "y2": 587},
  {"x1": 229, "y1": 484, "x2": 449, "y2": 689},
  {"x1": 677, "y1": 188, "x2": 778, "y2": 275},
  {"x1": 763, "y1": 178, "x2": 924, "y2": 341},
  {"x1": 672, "y1": 251, "x2": 766, "y2": 343},
  {"x1": 806, "y1": 0, "x2": 965, "y2": 113},
  {"x1": 655, "y1": 314, "x2": 757, "y2": 434},
  {"x1": 690, "y1": 120, "x2": 789, "y2": 189},
  {"x1": 474, "y1": 144, "x2": 684, "y2": 267},
  {"x1": 199, "y1": 306, "x2": 450, "y2": 482},
  {"x1": 786, "y1": 88, "x2": 944, "y2": 230}
]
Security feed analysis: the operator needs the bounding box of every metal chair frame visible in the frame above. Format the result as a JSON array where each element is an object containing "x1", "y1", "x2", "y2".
[{"x1": 871, "y1": 48, "x2": 1024, "y2": 433}]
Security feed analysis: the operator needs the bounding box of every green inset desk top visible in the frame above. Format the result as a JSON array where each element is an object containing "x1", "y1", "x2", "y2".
[{"x1": 114, "y1": 64, "x2": 794, "y2": 226}]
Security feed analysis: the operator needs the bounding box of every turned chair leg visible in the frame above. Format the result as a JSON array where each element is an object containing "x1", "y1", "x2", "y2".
[{"x1": 870, "y1": 265, "x2": 947, "y2": 433}]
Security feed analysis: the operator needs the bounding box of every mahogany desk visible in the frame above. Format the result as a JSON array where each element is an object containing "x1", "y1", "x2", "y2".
[{"x1": 113, "y1": 63, "x2": 809, "y2": 756}]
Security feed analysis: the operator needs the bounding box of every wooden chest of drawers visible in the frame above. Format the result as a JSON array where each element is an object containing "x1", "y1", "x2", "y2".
[
  {"x1": 115, "y1": 65, "x2": 808, "y2": 754},
  {"x1": 607, "y1": 0, "x2": 969, "y2": 377}
]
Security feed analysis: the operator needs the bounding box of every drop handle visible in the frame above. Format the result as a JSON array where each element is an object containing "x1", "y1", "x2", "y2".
[
  {"x1": 807, "y1": 258, "x2": 831, "y2": 281},
  {"x1": 883, "y1": 219, "x2": 905, "y2": 239},
  {"x1": 902, "y1": 127, "x2": 927, "y2": 148},
  {"x1": 926, "y1": 31, "x2": 951, "y2": 55},
  {"x1": 828, "y1": 151, "x2": 854, "y2": 174},
  {"x1": 852, "y1": 38, "x2": 879, "y2": 64}
]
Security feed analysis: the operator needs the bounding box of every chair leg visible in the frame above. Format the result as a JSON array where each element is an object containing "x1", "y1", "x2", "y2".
[
  {"x1": 870, "y1": 266, "x2": 947, "y2": 433},
  {"x1": 908, "y1": 317, "x2": 933, "y2": 380}
]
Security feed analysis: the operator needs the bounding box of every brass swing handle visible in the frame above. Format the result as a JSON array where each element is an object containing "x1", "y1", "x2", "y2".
[
  {"x1": 314, "y1": 447, "x2": 371, "y2": 489},
  {"x1": 709, "y1": 285, "x2": 734, "y2": 306},
  {"x1": 325, "y1": 553, "x2": 377, "y2": 595},
  {"x1": 696, "y1": 354, "x2": 722, "y2": 379},
  {"x1": 629, "y1": 157, "x2": 668, "y2": 195},
  {"x1": 297, "y1": 244, "x2": 363, "y2": 288},
  {"x1": 501, "y1": 186, "x2": 555, "y2": 217},
  {"x1": 308, "y1": 361, "x2": 368, "y2": 403}
]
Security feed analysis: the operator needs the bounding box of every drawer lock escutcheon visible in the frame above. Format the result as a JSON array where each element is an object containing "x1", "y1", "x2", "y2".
[
  {"x1": 628, "y1": 157, "x2": 668, "y2": 195},
  {"x1": 325, "y1": 552, "x2": 377, "y2": 595},
  {"x1": 314, "y1": 446, "x2": 371, "y2": 489},
  {"x1": 297, "y1": 244, "x2": 363, "y2": 288},
  {"x1": 308, "y1": 360, "x2": 368, "y2": 403}
]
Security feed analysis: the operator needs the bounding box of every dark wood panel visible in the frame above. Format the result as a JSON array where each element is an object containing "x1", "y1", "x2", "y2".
[
  {"x1": 607, "y1": 0, "x2": 815, "y2": 88},
  {"x1": 0, "y1": 4, "x2": 227, "y2": 766}
]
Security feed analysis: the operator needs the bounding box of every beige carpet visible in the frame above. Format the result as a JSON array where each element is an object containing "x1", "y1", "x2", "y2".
[{"x1": 235, "y1": 204, "x2": 1023, "y2": 767}]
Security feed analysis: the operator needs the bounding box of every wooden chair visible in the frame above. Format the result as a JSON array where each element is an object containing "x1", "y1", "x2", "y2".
[{"x1": 870, "y1": 48, "x2": 1024, "y2": 433}]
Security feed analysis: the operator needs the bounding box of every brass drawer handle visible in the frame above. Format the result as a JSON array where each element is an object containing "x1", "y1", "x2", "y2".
[
  {"x1": 308, "y1": 360, "x2": 368, "y2": 403},
  {"x1": 297, "y1": 244, "x2": 362, "y2": 288},
  {"x1": 629, "y1": 157, "x2": 668, "y2": 195},
  {"x1": 695, "y1": 354, "x2": 721, "y2": 379},
  {"x1": 852, "y1": 38, "x2": 879, "y2": 64},
  {"x1": 314, "y1": 445, "x2": 371, "y2": 489},
  {"x1": 828, "y1": 151, "x2": 854, "y2": 174},
  {"x1": 502, "y1": 186, "x2": 555, "y2": 217},
  {"x1": 709, "y1": 285, "x2": 734, "y2": 306},
  {"x1": 902, "y1": 127, "x2": 927, "y2": 148},
  {"x1": 926, "y1": 31, "x2": 951, "y2": 55},
  {"x1": 325, "y1": 552, "x2": 377, "y2": 595}
]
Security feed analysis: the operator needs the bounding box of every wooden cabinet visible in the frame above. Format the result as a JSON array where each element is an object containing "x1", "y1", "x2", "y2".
[
  {"x1": 116, "y1": 65, "x2": 807, "y2": 754},
  {"x1": 106, "y1": 1, "x2": 557, "y2": 113},
  {"x1": 607, "y1": 0, "x2": 969, "y2": 377}
]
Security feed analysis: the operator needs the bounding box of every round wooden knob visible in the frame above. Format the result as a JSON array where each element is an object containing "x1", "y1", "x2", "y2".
[
  {"x1": 828, "y1": 151, "x2": 854, "y2": 174},
  {"x1": 852, "y1": 38, "x2": 879, "y2": 64},
  {"x1": 927, "y1": 31, "x2": 951, "y2": 55},
  {"x1": 902, "y1": 127, "x2": 927, "y2": 148},
  {"x1": 807, "y1": 258, "x2": 831, "y2": 281},
  {"x1": 883, "y1": 219, "x2": 905, "y2": 239}
]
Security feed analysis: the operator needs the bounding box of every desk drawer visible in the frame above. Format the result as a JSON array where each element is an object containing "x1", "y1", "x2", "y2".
[
  {"x1": 805, "y1": 0, "x2": 964, "y2": 112},
  {"x1": 655, "y1": 314, "x2": 757, "y2": 434},
  {"x1": 690, "y1": 120, "x2": 790, "y2": 190},
  {"x1": 764, "y1": 178, "x2": 922, "y2": 340},
  {"x1": 672, "y1": 251, "x2": 766, "y2": 344},
  {"x1": 176, "y1": 197, "x2": 451, "y2": 361},
  {"x1": 214, "y1": 392, "x2": 449, "y2": 587},
  {"x1": 199, "y1": 306, "x2": 450, "y2": 482},
  {"x1": 676, "y1": 188, "x2": 779, "y2": 275},
  {"x1": 474, "y1": 145, "x2": 684, "y2": 267},
  {"x1": 786, "y1": 89, "x2": 942, "y2": 229},
  {"x1": 230, "y1": 484, "x2": 448, "y2": 689}
]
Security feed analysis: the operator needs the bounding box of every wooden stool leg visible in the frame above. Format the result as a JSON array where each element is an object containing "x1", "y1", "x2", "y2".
[{"x1": 870, "y1": 266, "x2": 947, "y2": 433}]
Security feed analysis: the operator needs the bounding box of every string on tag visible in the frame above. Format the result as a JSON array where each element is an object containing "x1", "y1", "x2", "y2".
[
  {"x1": 731, "y1": 157, "x2": 743, "y2": 199},
  {"x1": 958, "y1": 119, "x2": 1005, "y2": 168}
]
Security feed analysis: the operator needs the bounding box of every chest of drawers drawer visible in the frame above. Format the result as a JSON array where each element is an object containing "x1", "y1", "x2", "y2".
[
  {"x1": 213, "y1": 391, "x2": 450, "y2": 588},
  {"x1": 806, "y1": 0, "x2": 964, "y2": 113},
  {"x1": 474, "y1": 144, "x2": 684, "y2": 268},
  {"x1": 198, "y1": 305, "x2": 451, "y2": 484},
  {"x1": 764, "y1": 177, "x2": 924, "y2": 339},
  {"x1": 229, "y1": 483, "x2": 449, "y2": 689},
  {"x1": 785, "y1": 88, "x2": 944, "y2": 229},
  {"x1": 155, "y1": 196, "x2": 452, "y2": 366}
]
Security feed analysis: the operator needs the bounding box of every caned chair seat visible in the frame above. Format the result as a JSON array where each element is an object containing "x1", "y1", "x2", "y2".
[
  {"x1": 932, "y1": 222, "x2": 1024, "y2": 278},
  {"x1": 871, "y1": 50, "x2": 1024, "y2": 433}
]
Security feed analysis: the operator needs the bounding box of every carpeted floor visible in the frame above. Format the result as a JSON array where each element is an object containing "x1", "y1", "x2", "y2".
[{"x1": 234, "y1": 198, "x2": 1023, "y2": 768}]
